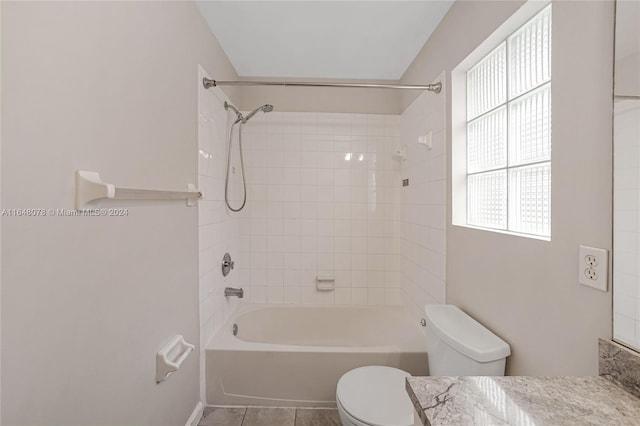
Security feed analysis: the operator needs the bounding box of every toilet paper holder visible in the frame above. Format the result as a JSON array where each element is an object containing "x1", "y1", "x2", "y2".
[{"x1": 156, "y1": 335, "x2": 195, "y2": 383}]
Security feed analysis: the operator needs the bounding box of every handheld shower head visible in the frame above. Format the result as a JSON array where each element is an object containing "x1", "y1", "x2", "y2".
[
  {"x1": 224, "y1": 102, "x2": 274, "y2": 124},
  {"x1": 244, "y1": 104, "x2": 274, "y2": 122}
]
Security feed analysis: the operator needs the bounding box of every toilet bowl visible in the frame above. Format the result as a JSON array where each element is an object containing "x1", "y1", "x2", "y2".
[{"x1": 336, "y1": 304, "x2": 511, "y2": 426}]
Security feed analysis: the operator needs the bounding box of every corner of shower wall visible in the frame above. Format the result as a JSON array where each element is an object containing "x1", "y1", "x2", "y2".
[
  {"x1": 398, "y1": 79, "x2": 448, "y2": 317},
  {"x1": 197, "y1": 65, "x2": 245, "y2": 402}
]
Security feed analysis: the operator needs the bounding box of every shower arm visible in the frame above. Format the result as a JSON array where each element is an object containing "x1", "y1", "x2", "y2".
[
  {"x1": 203, "y1": 78, "x2": 442, "y2": 94},
  {"x1": 224, "y1": 101, "x2": 246, "y2": 124}
]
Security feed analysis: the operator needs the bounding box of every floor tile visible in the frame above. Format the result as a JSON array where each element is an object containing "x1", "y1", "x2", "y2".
[
  {"x1": 198, "y1": 407, "x2": 246, "y2": 426},
  {"x1": 241, "y1": 407, "x2": 296, "y2": 426},
  {"x1": 295, "y1": 409, "x2": 341, "y2": 426}
]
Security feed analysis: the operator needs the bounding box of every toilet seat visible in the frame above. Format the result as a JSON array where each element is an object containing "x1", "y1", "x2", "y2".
[{"x1": 336, "y1": 366, "x2": 414, "y2": 426}]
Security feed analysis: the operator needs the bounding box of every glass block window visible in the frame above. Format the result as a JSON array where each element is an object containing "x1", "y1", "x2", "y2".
[{"x1": 466, "y1": 5, "x2": 551, "y2": 237}]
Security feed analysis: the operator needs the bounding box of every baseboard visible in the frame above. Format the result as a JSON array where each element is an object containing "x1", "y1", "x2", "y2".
[{"x1": 185, "y1": 401, "x2": 204, "y2": 426}]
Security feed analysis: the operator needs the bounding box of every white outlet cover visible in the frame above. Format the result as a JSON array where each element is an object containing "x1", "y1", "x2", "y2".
[{"x1": 578, "y1": 245, "x2": 608, "y2": 292}]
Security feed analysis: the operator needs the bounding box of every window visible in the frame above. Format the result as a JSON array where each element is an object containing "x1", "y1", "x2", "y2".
[{"x1": 464, "y1": 5, "x2": 551, "y2": 238}]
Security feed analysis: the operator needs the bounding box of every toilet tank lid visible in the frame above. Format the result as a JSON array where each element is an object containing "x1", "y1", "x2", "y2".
[{"x1": 424, "y1": 304, "x2": 511, "y2": 363}]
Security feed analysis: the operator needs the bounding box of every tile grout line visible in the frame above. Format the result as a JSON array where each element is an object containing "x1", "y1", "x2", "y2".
[{"x1": 240, "y1": 407, "x2": 247, "y2": 426}]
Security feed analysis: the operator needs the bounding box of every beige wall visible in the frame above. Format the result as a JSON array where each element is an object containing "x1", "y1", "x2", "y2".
[
  {"x1": 1, "y1": 1, "x2": 237, "y2": 424},
  {"x1": 614, "y1": 0, "x2": 640, "y2": 96},
  {"x1": 401, "y1": 1, "x2": 525, "y2": 110},
  {"x1": 403, "y1": 0, "x2": 614, "y2": 375},
  {"x1": 616, "y1": 52, "x2": 640, "y2": 96},
  {"x1": 0, "y1": 1, "x2": 3, "y2": 421}
]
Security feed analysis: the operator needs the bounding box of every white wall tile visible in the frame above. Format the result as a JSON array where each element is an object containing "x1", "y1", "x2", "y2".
[
  {"x1": 283, "y1": 286, "x2": 301, "y2": 304},
  {"x1": 198, "y1": 72, "x2": 245, "y2": 402},
  {"x1": 367, "y1": 288, "x2": 386, "y2": 306},
  {"x1": 352, "y1": 288, "x2": 368, "y2": 305},
  {"x1": 614, "y1": 101, "x2": 640, "y2": 348},
  {"x1": 240, "y1": 112, "x2": 403, "y2": 305},
  {"x1": 399, "y1": 89, "x2": 448, "y2": 312}
]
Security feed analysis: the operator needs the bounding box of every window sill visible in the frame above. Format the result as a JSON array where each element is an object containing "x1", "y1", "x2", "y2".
[{"x1": 451, "y1": 223, "x2": 551, "y2": 242}]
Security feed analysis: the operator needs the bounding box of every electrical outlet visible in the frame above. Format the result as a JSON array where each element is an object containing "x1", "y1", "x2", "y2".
[
  {"x1": 578, "y1": 246, "x2": 608, "y2": 291},
  {"x1": 584, "y1": 268, "x2": 598, "y2": 280},
  {"x1": 585, "y1": 255, "x2": 598, "y2": 267}
]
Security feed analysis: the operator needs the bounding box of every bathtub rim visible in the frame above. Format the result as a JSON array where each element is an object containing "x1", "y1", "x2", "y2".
[{"x1": 206, "y1": 302, "x2": 427, "y2": 353}]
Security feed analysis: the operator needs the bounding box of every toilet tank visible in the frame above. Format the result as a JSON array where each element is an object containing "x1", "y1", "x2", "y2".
[{"x1": 424, "y1": 305, "x2": 511, "y2": 376}]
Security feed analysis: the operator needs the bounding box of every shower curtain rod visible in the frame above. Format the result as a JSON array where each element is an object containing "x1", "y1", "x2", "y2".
[{"x1": 203, "y1": 78, "x2": 442, "y2": 94}]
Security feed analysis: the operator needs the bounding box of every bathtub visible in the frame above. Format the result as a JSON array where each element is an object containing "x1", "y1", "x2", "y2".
[{"x1": 206, "y1": 303, "x2": 427, "y2": 407}]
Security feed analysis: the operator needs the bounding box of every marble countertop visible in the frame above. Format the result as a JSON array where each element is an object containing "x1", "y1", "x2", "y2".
[{"x1": 406, "y1": 376, "x2": 640, "y2": 425}]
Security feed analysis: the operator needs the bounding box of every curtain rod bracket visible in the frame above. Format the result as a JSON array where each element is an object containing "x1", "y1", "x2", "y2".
[{"x1": 203, "y1": 78, "x2": 217, "y2": 89}]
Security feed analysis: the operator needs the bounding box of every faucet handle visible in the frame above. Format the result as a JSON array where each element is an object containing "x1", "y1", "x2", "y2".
[{"x1": 222, "y1": 253, "x2": 235, "y2": 277}]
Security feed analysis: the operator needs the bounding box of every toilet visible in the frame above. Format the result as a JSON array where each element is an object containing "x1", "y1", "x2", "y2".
[{"x1": 336, "y1": 304, "x2": 511, "y2": 426}]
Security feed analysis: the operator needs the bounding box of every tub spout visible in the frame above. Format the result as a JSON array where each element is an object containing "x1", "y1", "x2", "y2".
[{"x1": 224, "y1": 287, "x2": 244, "y2": 298}]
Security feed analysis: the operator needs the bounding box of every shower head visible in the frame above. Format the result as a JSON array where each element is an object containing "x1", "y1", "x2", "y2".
[{"x1": 244, "y1": 104, "x2": 274, "y2": 123}]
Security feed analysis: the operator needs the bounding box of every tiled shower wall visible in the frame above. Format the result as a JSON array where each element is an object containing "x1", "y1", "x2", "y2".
[
  {"x1": 236, "y1": 112, "x2": 403, "y2": 305},
  {"x1": 399, "y1": 87, "x2": 447, "y2": 313},
  {"x1": 613, "y1": 99, "x2": 640, "y2": 349},
  {"x1": 197, "y1": 68, "x2": 242, "y2": 400},
  {"x1": 197, "y1": 80, "x2": 447, "y2": 359}
]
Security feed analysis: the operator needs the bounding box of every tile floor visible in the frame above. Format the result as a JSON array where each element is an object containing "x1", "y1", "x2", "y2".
[{"x1": 198, "y1": 407, "x2": 341, "y2": 426}]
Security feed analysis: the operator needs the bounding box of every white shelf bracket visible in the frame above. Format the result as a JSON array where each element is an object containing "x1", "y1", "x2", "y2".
[
  {"x1": 75, "y1": 170, "x2": 115, "y2": 210},
  {"x1": 75, "y1": 170, "x2": 202, "y2": 209}
]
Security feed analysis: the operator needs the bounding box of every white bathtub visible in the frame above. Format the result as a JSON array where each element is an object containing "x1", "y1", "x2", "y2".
[{"x1": 206, "y1": 303, "x2": 427, "y2": 407}]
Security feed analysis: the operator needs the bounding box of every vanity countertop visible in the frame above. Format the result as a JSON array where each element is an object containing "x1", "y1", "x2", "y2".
[{"x1": 406, "y1": 376, "x2": 640, "y2": 425}]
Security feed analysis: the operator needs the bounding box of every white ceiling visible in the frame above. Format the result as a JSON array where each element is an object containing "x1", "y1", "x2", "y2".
[{"x1": 197, "y1": 1, "x2": 454, "y2": 80}]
